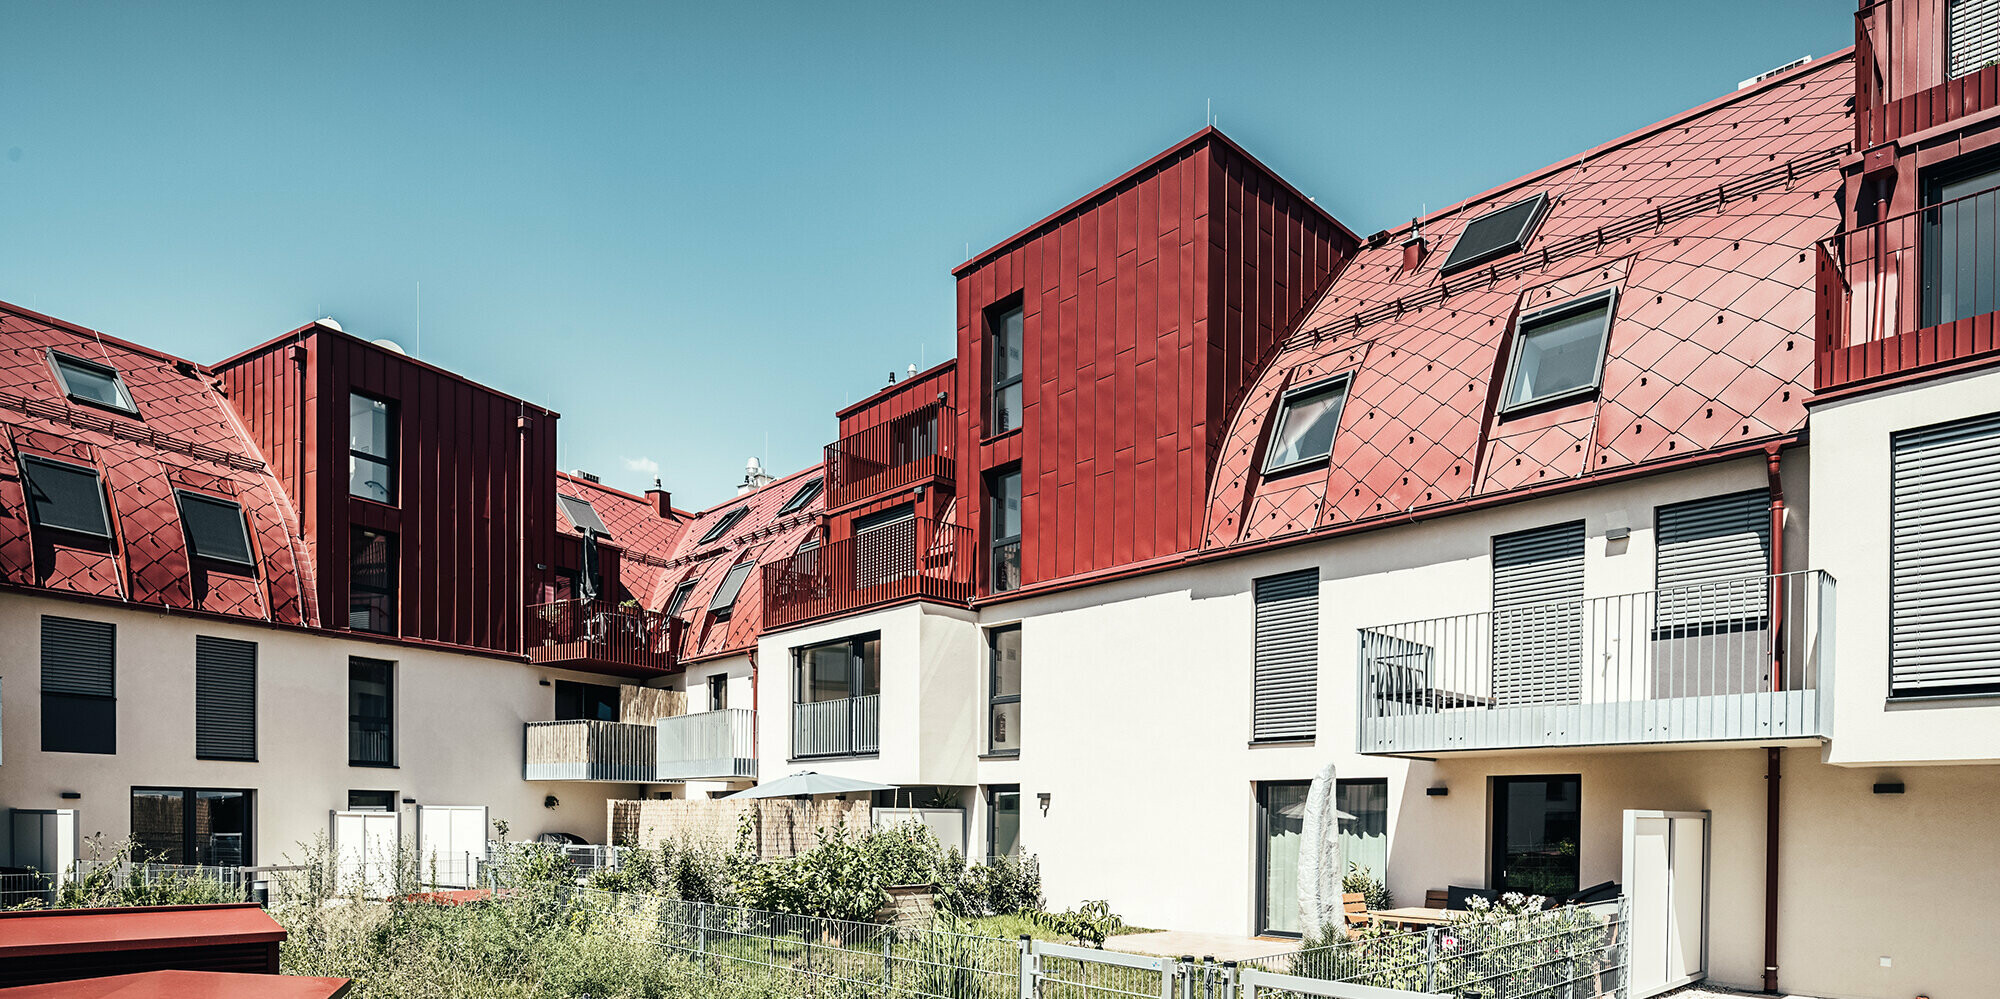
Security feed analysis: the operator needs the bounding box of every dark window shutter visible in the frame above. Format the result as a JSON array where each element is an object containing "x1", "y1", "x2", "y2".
[
  {"x1": 1656, "y1": 490, "x2": 1772, "y2": 628},
  {"x1": 1492, "y1": 522, "x2": 1586, "y2": 705},
  {"x1": 196, "y1": 636, "x2": 258, "y2": 760},
  {"x1": 1891, "y1": 413, "x2": 2000, "y2": 695},
  {"x1": 1253, "y1": 569, "x2": 1319, "y2": 741},
  {"x1": 42, "y1": 616, "x2": 114, "y2": 696}
]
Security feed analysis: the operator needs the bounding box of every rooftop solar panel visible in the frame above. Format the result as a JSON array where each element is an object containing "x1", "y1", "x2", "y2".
[{"x1": 1438, "y1": 193, "x2": 1548, "y2": 274}]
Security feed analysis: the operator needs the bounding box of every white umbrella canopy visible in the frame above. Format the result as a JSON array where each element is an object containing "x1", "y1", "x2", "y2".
[{"x1": 725, "y1": 772, "x2": 898, "y2": 799}]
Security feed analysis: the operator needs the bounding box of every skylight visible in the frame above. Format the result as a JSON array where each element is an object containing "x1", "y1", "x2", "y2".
[
  {"x1": 49, "y1": 351, "x2": 139, "y2": 416},
  {"x1": 706, "y1": 560, "x2": 758, "y2": 615},
  {"x1": 1262, "y1": 375, "x2": 1353, "y2": 474},
  {"x1": 665, "y1": 578, "x2": 700, "y2": 617},
  {"x1": 778, "y1": 478, "x2": 823, "y2": 515},
  {"x1": 20, "y1": 455, "x2": 111, "y2": 539},
  {"x1": 1501, "y1": 288, "x2": 1619, "y2": 412},
  {"x1": 176, "y1": 491, "x2": 256, "y2": 569},
  {"x1": 558, "y1": 493, "x2": 612, "y2": 537},
  {"x1": 1439, "y1": 194, "x2": 1548, "y2": 275},
  {"x1": 698, "y1": 507, "x2": 749, "y2": 546}
]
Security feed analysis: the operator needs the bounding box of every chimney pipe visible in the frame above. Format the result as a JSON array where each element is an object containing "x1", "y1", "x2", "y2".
[{"x1": 646, "y1": 478, "x2": 672, "y2": 518}]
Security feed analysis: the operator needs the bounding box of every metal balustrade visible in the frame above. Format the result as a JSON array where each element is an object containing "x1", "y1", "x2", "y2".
[
  {"x1": 523, "y1": 719, "x2": 659, "y2": 781},
  {"x1": 763, "y1": 517, "x2": 974, "y2": 629},
  {"x1": 525, "y1": 599, "x2": 682, "y2": 675},
  {"x1": 1358, "y1": 571, "x2": 1834, "y2": 754},
  {"x1": 791, "y1": 694, "x2": 880, "y2": 759},
  {"x1": 822, "y1": 400, "x2": 955, "y2": 509},
  {"x1": 656, "y1": 708, "x2": 758, "y2": 781}
]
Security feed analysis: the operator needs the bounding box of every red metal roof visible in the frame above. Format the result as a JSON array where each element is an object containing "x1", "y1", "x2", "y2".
[
  {"x1": 0, "y1": 904, "x2": 284, "y2": 959},
  {"x1": 0, "y1": 971, "x2": 350, "y2": 998},
  {"x1": 649, "y1": 464, "x2": 825, "y2": 663},
  {"x1": 1201, "y1": 54, "x2": 1853, "y2": 549}
]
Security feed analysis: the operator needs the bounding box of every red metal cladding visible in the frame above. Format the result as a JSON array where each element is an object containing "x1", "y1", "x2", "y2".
[
  {"x1": 762, "y1": 516, "x2": 973, "y2": 630},
  {"x1": 952, "y1": 129, "x2": 1357, "y2": 593},
  {"x1": 1854, "y1": 0, "x2": 2000, "y2": 149}
]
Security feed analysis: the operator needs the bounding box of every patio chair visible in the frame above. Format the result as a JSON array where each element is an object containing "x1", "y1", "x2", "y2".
[
  {"x1": 1342, "y1": 891, "x2": 1373, "y2": 939},
  {"x1": 1424, "y1": 889, "x2": 1449, "y2": 909}
]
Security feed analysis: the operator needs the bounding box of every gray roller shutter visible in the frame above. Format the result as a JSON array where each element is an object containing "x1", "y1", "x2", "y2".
[
  {"x1": 1950, "y1": 0, "x2": 2000, "y2": 79},
  {"x1": 1656, "y1": 490, "x2": 1772, "y2": 628},
  {"x1": 1891, "y1": 412, "x2": 2000, "y2": 695},
  {"x1": 196, "y1": 636, "x2": 258, "y2": 760},
  {"x1": 41, "y1": 616, "x2": 114, "y2": 696},
  {"x1": 1253, "y1": 569, "x2": 1318, "y2": 741},
  {"x1": 1492, "y1": 522, "x2": 1585, "y2": 705},
  {"x1": 853, "y1": 506, "x2": 915, "y2": 588}
]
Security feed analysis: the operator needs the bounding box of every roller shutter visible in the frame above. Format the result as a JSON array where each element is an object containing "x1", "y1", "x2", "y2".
[
  {"x1": 1950, "y1": 0, "x2": 2000, "y2": 80},
  {"x1": 1492, "y1": 522, "x2": 1585, "y2": 704},
  {"x1": 853, "y1": 506, "x2": 915, "y2": 589},
  {"x1": 1656, "y1": 490, "x2": 1772, "y2": 629},
  {"x1": 41, "y1": 616, "x2": 114, "y2": 696},
  {"x1": 196, "y1": 636, "x2": 258, "y2": 760},
  {"x1": 1891, "y1": 412, "x2": 2000, "y2": 695},
  {"x1": 1253, "y1": 569, "x2": 1319, "y2": 741}
]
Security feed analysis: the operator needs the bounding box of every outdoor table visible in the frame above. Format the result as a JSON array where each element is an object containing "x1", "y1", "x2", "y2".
[{"x1": 1366, "y1": 906, "x2": 1454, "y2": 928}]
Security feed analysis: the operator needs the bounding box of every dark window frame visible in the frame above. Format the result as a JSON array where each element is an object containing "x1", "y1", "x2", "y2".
[
  {"x1": 792, "y1": 632, "x2": 882, "y2": 704},
  {"x1": 665, "y1": 578, "x2": 700, "y2": 617},
  {"x1": 708, "y1": 673, "x2": 729, "y2": 711},
  {"x1": 698, "y1": 507, "x2": 749, "y2": 546},
  {"x1": 47, "y1": 349, "x2": 140, "y2": 417},
  {"x1": 706, "y1": 559, "x2": 758, "y2": 617},
  {"x1": 174, "y1": 489, "x2": 258, "y2": 571},
  {"x1": 1439, "y1": 193, "x2": 1549, "y2": 275},
  {"x1": 987, "y1": 624, "x2": 1021, "y2": 756},
  {"x1": 986, "y1": 297, "x2": 1025, "y2": 436},
  {"x1": 1498, "y1": 287, "x2": 1619, "y2": 414},
  {"x1": 347, "y1": 789, "x2": 397, "y2": 811},
  {"x1": 19, "y1": 454, "x2": 113, "y2": 540},
  {"x1": 1489, "y1": 774, "x2": 1582, "y2": 897},
  {"x1": 777, "y1": 478, "x2": 824, "y2": 515},
  {"x1": 986, "y1": 784, "x2": 1021, "y2": 864},
  {"x1": 557, "y1": 493, "x2": 613, "y2": 538},
  {"x1": 349, "y1": 527, "x2": 398, "y2": 635},
  {"x1": 348, "y1": 657, "x2": 396, "y2": 768},
  {"x1": 988, "y1": 466, "x2": 1022, "y2": 593},
  {"x1": 129, "y1": 786, "x2": 254, "y2": 867},
  {"x1": 1261, "y1": 373, "x2": 1354, "y2": 475},
  {"x1": 348, "y1": 391, "x2": 398, "y2": 505},
  {"x1": 1920, "y1": 152, "x2": 2000, "y2": 329}
]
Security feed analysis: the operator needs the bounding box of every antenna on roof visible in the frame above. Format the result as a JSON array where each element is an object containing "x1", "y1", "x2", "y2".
[
  {"x1": 414, "y1": 280, "x2": 420, "y2": 358},
  {"x1": 1206, "y1": 98, "x2": 1211, "y2": 126}
]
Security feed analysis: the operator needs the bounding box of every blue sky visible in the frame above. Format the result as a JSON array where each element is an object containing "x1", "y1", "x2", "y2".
[{"x1": 1, "y1": 2, "x2": 1852, "y2": 510}]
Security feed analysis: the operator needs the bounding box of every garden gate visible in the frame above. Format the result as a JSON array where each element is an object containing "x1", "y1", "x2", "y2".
[
  {"x1": 330, "y1": 809, "x2": 398, "y2": 897},
  {"x1": 415, "y1": 804, "x2": 486, "y2": 888}
]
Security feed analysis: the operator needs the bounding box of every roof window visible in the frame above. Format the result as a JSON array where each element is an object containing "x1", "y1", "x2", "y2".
[
  {"x1": 20, "y1": 455, "x2": 111, "y2": 539},
  {"x1": 1262, "y1": 374, "x2": 1353, "y2": 474},
  {"x1": 665, "y1": 577, "x2": 701, "y2": 617},
  {"x1": 778, "y1": 478, "x2": 823, "y2": 515},
  {"x1": 698, "y1": 507, "x2": 749, "y2": 546},
  {"x1": 1439, "y1": 194, "x2": 1548, "y2": 274},
  {"x1": 558, "y1": 493, "x2": 612, "y2": 537},
  {"x1": 176, "y1": 491, "x2": 256, "y2": 569},
  {"x1": 49, "y1": 351, "x2": 139, "y2": 416},
  {"x1": 707, "y1": 560, "x2": 758, "y2": 616},
  {"x1": 1501, "y1": 287, "x2": 1619, "y2": 412}
]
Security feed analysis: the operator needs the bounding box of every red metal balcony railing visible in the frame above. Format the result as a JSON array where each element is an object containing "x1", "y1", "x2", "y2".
[
  {"x1": 1816, "y1": 182, "x2": 2000, "y2": 390},
  {"x1": 822, "y1": 401, "x2": 955, "y2": 509},
  {"x1": 762, "y1": 517, "x2": 974, "y2": 629},
  {"x1": 525, "y1": 599, "x2": 683, "y2": 676},
  {"x1": 1856, "y1": 0, "x2": 2000, "y2": 149}
]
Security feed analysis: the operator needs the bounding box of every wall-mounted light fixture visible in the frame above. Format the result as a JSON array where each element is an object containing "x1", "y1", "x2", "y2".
[
  {"x1": 1605, "y1": 526, "x2": 1631, "y2": 541},
  {"x1": 539, "y1": 679, "x2": 552, "y2": 687},
  {"x1": 59, "y1": 792, "x2": 81, "y2": 800},
  {"x1": 1037, "y1": 792, "x2": 1051, "y2": 815},
  {"x1": 1872, "y1": 782, "x2": 1905, "y2": 795},
  {"x1": 544, "y1": 795, "x2": 561, "y2": 810},
  {"x1": 1425, "y1": 786, "x2": 1449, "y2": 797},
  {"x1": 402, "y1": 797, "x2": 417, "y2": 805}
]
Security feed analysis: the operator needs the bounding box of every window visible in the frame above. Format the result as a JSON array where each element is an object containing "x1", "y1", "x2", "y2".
[
  {"x1": 1493, "y1": 522, "x2": 1586, "y2": 705},
  {"x1": 1949, "y1": 0, "x2": 2000, "y2": 80},
  {"x1": 1654, "y1": 490, "x2": 1772, "y2": 639},
  {"x1": 987, "y1": 785, "x2": 1021, "y2": 863},
  {"x1": 176, "y1": 491, "x2": 256, "y2": 570},
  {"x1": 1501, "y1": 289, "x2": 1617, "y2": 412},
  {"x1": 348, "y1": 790, "x2": 397, "y2": 812},
  {"x1": 778, "y1": 478, "x2": 823, "y2": 515},
  {"x1": 665, "y1": 577, "x2": 700, "y2": 617},
  {"x1": 707, "y1": 560, "x2": 757, "y2": 617},
  {"x1": 988, "y1": 300, "x2": 1024, "y2": 434},
  {"x1": 558, "y1": 493, "x2": 611, "y2": 537},
  {"x1": 194, "y1": 636, "x2": 257, "y2": 761},
  {"x1": 41, "y1": 616, "x2": 115, "y2": 754},
  {"x1": 348, "y1": 393, "x2": 396, "y2": 503},
  {"x1": 1923, "y1": 157, "x2": 2000, "y2": 328},
  {"x1": 1491, "y1": 775, "x2": 1581, "y2": 897},
  {"x1": 708, "y1": 674, "x2": 729, "y2": 711},
  {"x1": 554, "y1": 680, "x2": 620, "y2": 722},
  {"x1": 20, "y1": 455, "x2": 111, "y2": 539},
  {"x1": 1257, "y1": 778, "x2": 1390, "y2": 937},
  {"x1": 131, "y1": 788, "x2": 251, "y2": 866},
  {"x1": 1439, "y1": 193, "x2": 1548, "y2": 274},
  {"x1": 988, "y1": 625, "x2": 1021, "y2": 755},
  {"x1": 349, "y1": 527, "x2": 397, "y2": 634},
  {"x1": 1336, "y1": 779, "x2": 1389, "y2": 883},
  {"x1": 1262, "y1": 375, "x2": 1351, "y2": 474},
  {"x1": 853, "y1": 504, "x2": 916, "y2": 588},
  {"x1": 989, "y1": 467, "x2": 1022, "y2": 592},
  {"x1": 349, "y1": 657, "x2": 394, "y2": 766},
  {"x1": 1252, "y1": 570, "x2": 1318, "y2": 742},
  {"x1": 698, "y1": 507, "x2": 748, "y2": 546},
  {"x1": 48, "y1": 350, "x2": 138, "y2": 416},
  {"x1": 795, "y1": 634, "x2": 881, "y2": 704},
  {"x1": 1890, "y1": 412, "x2": 2000, "y2": 696}
]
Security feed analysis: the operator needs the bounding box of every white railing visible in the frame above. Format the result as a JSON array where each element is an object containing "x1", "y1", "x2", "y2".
[
  {"x1": 656, "y1": 708, "x2": 758, "y2": 781},
  {"x1": 1358, "y1": 571, "x2": 1834, "y2": 754},
  {"x1": 791, "y1": 694, "x2": 880, "y2": 759},
  {"x1": 523, "y1": 719, "x2": 658, "y2": 781}
]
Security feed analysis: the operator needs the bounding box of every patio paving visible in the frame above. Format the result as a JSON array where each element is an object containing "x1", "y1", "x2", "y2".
[{"x1": 1107, "y1": 930, "x2": 1299, "y2": 965}]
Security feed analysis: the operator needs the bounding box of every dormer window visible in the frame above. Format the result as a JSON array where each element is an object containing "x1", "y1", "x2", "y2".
[
  {"x1": 557, "y1": 493, "x2": 611, "y2": 537},
  {"x1": 1501, "y1": 288, "x2": 1618, "y2": 412},
  {"x1": 665, "y1": 577, "x2": 700, "y2": 617},
  {"x1": 707, "y1": 560, "x2": 757, "y2": 618},
  {"x1": 698, "y1": 507, "x2": 749, "y2": 546},
  {"x1": 175, "y1": 491, "x2": 256, "y2": 570},
  {"x1": 1439, "y1": 194, "x2": 1548, "y2": 275},
  {"x1": 1262, "y1": 375, "x2": 1353, "y2": 474},
  {"x1": 20, "y1": 455, "x2": 111, "y2": 539},
  {"x1": 49, "y1": 351, "x2": 139, "y2": 417},
  {"x1": 778, "y1": 478, "x2": 823, "y2": 515}
]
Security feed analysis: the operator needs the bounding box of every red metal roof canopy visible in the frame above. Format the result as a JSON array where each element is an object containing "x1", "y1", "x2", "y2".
[{"x1": 0, "y1": 970, "x2": 350, "y2": 998}]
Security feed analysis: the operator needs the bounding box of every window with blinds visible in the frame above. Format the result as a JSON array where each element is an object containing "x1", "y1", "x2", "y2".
[
  {"x1": 1492, "y1": 522, "x2": 1586, "y2": 705},
  {"x1": 1950, "y1": 0, "x2": 2000, "y2": 80},
  {"x1": 195, "y1": 636, "x2": 257, "y2": 761},
  {"x1": 1252, "y1": 569, "x2": 1319, "y2": 742},
  {"x1": 1891, "y1": 412, "x2": 2000, "y2": 696},
  {"x1": 1655, "y1": 490, "x2": 1772, "y2": 632},
  {"x1": 853, "y1": 505, "x2": 916, "y2": 589},
  {"x1": 41, "y1": 616, "x2": 115, "y2": 754}
]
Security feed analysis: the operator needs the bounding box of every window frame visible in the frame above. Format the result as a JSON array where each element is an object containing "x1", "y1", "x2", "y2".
[
  {"x1": 665, "y1": 577, "x2": 700, "y2": 618},
  {"x1": 348, "y1": 657, "x2": 396, "y2": 768},
  {"x1": 174, "y1": 489, "x2": 258, "y2": 571},
  {"x1": 347, "y1": 391, "x2": 398, "y2": 505},
  {"x1": 777, "y1": 478, "x2": 824, "y2": 516},
  {"x1": 349, "y1": 527, "x2": 399, "y2": 635},
  {"x1": 1438, "y1": 193, "x2": 1549, "y2": 275},
  {"x1": 708, "y1": 673, "x2": 729, "y2": 711},
  {"x1": 986, "y1": 624, "x2": 1021, "y2": 756},
  {"x1": 986, "y1": 784, "x2": 1021, "y2": 864},
  {"x1": 707, "y1": 559, "x2": 758, "y2": 617},
  {"x1": 698, "y1": 507, "x2": 749, "y2": 546},
  {"x1": 40, "y1": 615, "x2": 116, "y2": 755},
  {"x1": 47, "y1": 350, "x2": 140, "y2": 417},
  {"x1": 986, "y1": 298, "x2": 1025, "y2": 436},
  {"x1": 347, "y1": 789, "x2": 397, "y2": 811},
  {"x1": 193, "y1": 635, "x2": 258, "y2": 762},
  {"x1": 554, "y1": 679, "x2": 621, "y2": 722},
  {"x1": 19, "y1": 454, "x2": 113, "y2": 540},
  {"x1": 987, "y1": 466, "x2": 1022, "y2": 592},
  {"x1": 1260, "y1": 373, "x2": 1354, "y2": 476},
  {"x1": 1498, "y1": 287, "x2": 1619, "y2": 414},
  {"x1": 792, "y1": 632, "x2": 882, "y2": 704},
  {"x1": 1489, "y1": 773, "x2": 1582, "y2": 897},
  {"x1": 129, "y1": 786, "x2": 254, "y2": 867},
  {"x1": 557, "y1": 493, "x2": 613, "y2": 538}
]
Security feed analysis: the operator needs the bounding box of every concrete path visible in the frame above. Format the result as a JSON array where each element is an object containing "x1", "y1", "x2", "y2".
[{"x1": 1106, "y1": 930, "x2": 1299, "y2": 965}]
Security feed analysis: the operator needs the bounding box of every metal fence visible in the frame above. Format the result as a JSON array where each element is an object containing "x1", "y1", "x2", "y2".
[{"x1": 793, "y1": 692, "x2": 882, "y2": 758}]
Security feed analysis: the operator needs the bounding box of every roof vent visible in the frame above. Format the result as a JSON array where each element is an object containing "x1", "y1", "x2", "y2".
[
  {"x1": 738, "y1": 456, "x2": 773, "y2": 495},
  {"x1": 1739, "y1": 55, "x2": 1811, "y2": 90},
  {"x1": 568, "y1": 469, "x2": 601, "y2": 484},
  {"x1": 318, "y1": 316, "x2": 345, "y2": 332},
  {"x1": 371, "y1": 338, "x2": 407, "y2": 355}
]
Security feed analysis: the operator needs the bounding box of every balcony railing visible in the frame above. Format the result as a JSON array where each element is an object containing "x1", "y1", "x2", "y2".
[
  {"x1": 762, "y1": 517, "x2": 974, "y2": 629},
  {"x1": 1357, "y1": 571, "x2": 1834, "y2": 755},
  {"x1": 656, "y1": 708, "x2": 758, "y2": 781},
  {"x1": 1856, "y1": 0, "x2": 2000, "y2": 148},
  {"x1": 525, "y1": 599, "x2": 682, "y2": 676},
  {"x1": 792, "y1": 694, "x2": 879, "y2": 759},
  {"x1": 822, "y1": 401, "x2": 955, "y2": 509},
  {"x1": 523, "y1": 719, "x2": 657, "y2": 781},
  {"x1": 1817, "y1": 183, "x2": 2000, "y2": 390}
]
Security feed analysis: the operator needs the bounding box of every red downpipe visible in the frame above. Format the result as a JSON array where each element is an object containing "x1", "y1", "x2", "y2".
[
  {"x1": 1764, "y1": 746, "x2": 1782, "y2": 993},
  {"x1": 1766, "y1": 447, "x2": 1786, "y2": 693}
]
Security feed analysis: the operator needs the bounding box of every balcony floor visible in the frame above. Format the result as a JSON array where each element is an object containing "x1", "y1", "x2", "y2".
[{"x1": 1360, "y1": 689, "x2": 1826, "y2": 757}]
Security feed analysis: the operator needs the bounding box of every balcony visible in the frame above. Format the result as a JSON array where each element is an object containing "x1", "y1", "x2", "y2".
[
  {"x1": 823, "y1": 401, "x2": 955, "y2": 509},
  {"x1": 656, "y1": 708, "x2": 758, "y2": 781},
  {"x1": 1817, "y1": 184, "x2": 2000, "y2": 392},
  {"x1": 1357, "y1": 571, "x2": 1834, "y2": 755},
  {"x1": 523, "y1": 719, "x2": 657, "y2": 781},
  {"x1": 525, "y1": 600, "x2": 682, "y2": 676},
  {"x1": 762, "y1": 517, "x2": 974, "y2": 630},
  {"x1": 1855, "y1": 0, "x2": 2000, "y2": 149},
  {"x1": 792, "y1": 694, "x2": 880, "y2": 759}
]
